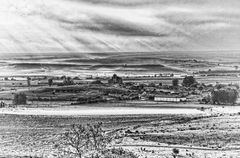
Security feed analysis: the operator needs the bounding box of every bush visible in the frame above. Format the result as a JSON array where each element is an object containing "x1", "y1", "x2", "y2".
[
  {"x1": 172, "y1": 148, "x2": 179, "y2": 158},
  {"x1": 99, "y1": 148, "x2": 138, "y2": 158}
]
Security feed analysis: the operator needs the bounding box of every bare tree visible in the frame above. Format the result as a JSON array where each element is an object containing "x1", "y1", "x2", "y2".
[
  {"x1": 57, "y1": 124, "x2": 90, "y2": 158},
  {"x1": 56, "y1": 123, "x2": 112, "y2": 158},
  {"x1": 88, "y1": 123, "x2": 109, "y2": 150}
]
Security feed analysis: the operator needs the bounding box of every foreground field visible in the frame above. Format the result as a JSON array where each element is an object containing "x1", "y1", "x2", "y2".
[{"x1": 0, "y1": 105, "x2": 240, "y2": 157}]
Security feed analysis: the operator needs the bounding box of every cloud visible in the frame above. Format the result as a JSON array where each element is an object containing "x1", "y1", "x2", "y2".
[{"x1": 0, "y1": 0, "x2": 240, "y2": 55}]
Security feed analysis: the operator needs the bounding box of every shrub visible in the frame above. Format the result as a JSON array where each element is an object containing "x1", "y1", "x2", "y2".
[
  {"x1": 172, "y1": 148, "x2": 179, "y2": 158},
  {"x1": 99, "y1": 148, "x2": 138, "y2": 158}
]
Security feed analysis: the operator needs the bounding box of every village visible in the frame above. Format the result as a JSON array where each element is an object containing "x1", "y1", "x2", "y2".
[{"x1": 0, "y1": 71, "x2": 238, "y2": 108}]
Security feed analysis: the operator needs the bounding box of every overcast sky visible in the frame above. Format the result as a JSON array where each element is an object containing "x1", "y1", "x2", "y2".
[{"x1": 0, "y1": 0, "x2": 240, "y2": 55}]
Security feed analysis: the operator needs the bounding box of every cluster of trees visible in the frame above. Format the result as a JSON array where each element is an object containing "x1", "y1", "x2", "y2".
[
  {"x1": 56, "y1": 123, "x2": 137, "y2": 158},
  {"x1": 172, "y1": 76, "x2": 196, "y2": 87},
  {"x1": 63, "y1": 76, "x2": 74, "y2": 85},
  {"x1": 211, "y1": 88, "x2": 238, "y2": 105},
  {"x1": 171, "y1": 76, "x2": 239, "y2": 105},
  {"x1": 201, "y1": 84, "x2": 239, "y2": 105}
]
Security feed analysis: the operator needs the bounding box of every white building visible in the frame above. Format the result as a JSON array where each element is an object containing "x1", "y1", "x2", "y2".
[{"x1": 154, "y1": 95, "x2": 187, "y2": 102}]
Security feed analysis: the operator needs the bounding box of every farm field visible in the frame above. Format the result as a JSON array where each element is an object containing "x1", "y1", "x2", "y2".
[{"x1": 0, "y1": 105, "x2": 240, "y2": 157}]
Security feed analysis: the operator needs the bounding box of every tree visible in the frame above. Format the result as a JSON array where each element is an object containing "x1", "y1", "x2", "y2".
[
  {"x1": 60, "y1": 75, "x2": 67, "y2": 80},
  {"x1": 27, "y1": 76, "x2": 31, "y2": 87},
  {"x1": 182, "y1": 76, "x2": 196, "y2": 87},
  {"x1": 172, "y1": 79, "x2": 179, "y2": 87},
  {"x1": 57, "y1": 123, "x2": 112, "y2": 158},
  {"x1": 67, "y1": 77, "x2": 74, "y2": 85},
  {"x1": 87, "y1": 123, "x2": 110, "y2": 152},
  {"x1": 48, "y1": 78, "x2": 53, "y2": 86},
  {"x1": 13, "y1": 93, "x2": 27, "y2": 105}
]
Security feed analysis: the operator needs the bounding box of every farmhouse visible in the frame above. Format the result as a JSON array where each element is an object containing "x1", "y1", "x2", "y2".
[{"x1": 154, "y1": 95, "x2": 187, "y2": 102}]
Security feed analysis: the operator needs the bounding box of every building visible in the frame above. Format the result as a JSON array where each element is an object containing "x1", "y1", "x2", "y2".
[{"x1": 154, "y1": 95, "x2": 187, "y2": 102}]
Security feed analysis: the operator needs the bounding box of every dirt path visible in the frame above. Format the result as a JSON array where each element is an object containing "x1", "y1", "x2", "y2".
[
  {"x1": 115, "y1": 144, "x2": 240, "y2": 152},
  {"x1": 0, "y1": 106, "x2": 204, "y2": 116}
]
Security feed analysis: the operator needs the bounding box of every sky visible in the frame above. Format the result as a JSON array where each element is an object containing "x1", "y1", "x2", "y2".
[{"x1": 0, "y1": 0, "x2": 240, "y2": 55}]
